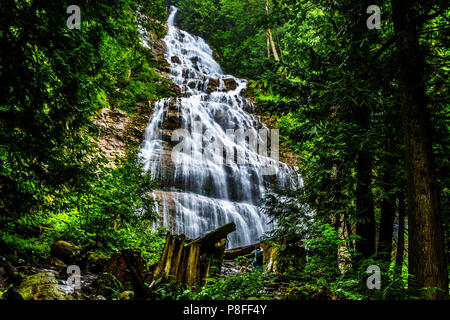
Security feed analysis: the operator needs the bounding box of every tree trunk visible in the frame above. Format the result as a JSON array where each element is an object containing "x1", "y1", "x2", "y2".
[
  {"x1": 395, "y1": 192, "x2": 406, "y2": 271},
  {"x1": 391, "y1": 0, "x2": 448, "y2": 299},
  {"x1": 224, "y1": 243, "x2": 258, "y2": 260},
  {"x1": 378, "y1": 138, "x2": 396, "y2": 262},
  {"x1": 355, "y1": 149, "x2": 376, "y2": 258},
  {"x1": 151, "y1": 222, "x2": 236, "y2": 287},
  {"x1": 265, "y1": 0, "x2": 279, "y2": 61}
]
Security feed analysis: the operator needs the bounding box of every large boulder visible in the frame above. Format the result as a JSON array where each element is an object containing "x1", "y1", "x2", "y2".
[
  {"x1": 50, "y1": 240, "x2": 81, "y2": 264},
  {"x1": 17, "y1": 271, "x2": 73, "y2": 300}
]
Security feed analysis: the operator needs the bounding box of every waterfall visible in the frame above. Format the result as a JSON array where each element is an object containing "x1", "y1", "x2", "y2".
[{"x1": 139, "y1": 6, "x2": 298, "y2": 248}]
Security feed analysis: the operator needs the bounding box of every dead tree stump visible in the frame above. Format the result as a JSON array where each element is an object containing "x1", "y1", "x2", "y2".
[{"x1": 151, "y1": 222, "x2": 236, "y2": 287}]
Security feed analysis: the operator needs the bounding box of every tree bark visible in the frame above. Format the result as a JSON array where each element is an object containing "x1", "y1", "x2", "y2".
[
  {"x1": 224, "y1": 243, "x2": 258, "y2": 260},
  {"x1": 354, "y1": 109, "x2": 376, "y2": 260},
  {"x1": 391, "y1": 0, "x2": 448, "y2": 299},
  {"x1": 395, "y1": 192, "x2": 406, "y2": 271},
  {"x1": 266, "y1": 0, "x2": 279, "y2": 61},
  {"x1": 378, "y1": 138, "x2": 397, "y2": 262}
]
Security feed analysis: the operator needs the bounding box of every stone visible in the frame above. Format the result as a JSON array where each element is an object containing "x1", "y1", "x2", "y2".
[
  {"x1": 17, "y1": 271, "x2": 73, "y2": 300},
  {"x1": 118, "y1": 291, "x2": 135, "y2": 300},
  {"x1": 50, "y1": 240, "x2": 80, "y2": 264},
  {"x1": 207, "y1": 78, "x2": 220, "y2": 93},
  {"x1": 42, "y1": 257, "x2": 68, "y2": 273},
  {"x1": 171, "y1": 56, "x2": 181, "y2": 64},
  {"x1": 187, "y1": 81, "x2": 196, "y2": 89},
  {"x1": 223, "y1": 78, "x2": 237, "y2": 91}
]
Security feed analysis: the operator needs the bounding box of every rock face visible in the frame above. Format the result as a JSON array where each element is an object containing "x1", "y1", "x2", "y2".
[
  {"x1": 17, "y1": 271, "x2": 73, "y2": 300},
  {"x1": 50, "y1": 241, "x2": 81, "y2": 264},
  {"x1": 93, "y1": 107, "x2": 129, "y2": 168}
]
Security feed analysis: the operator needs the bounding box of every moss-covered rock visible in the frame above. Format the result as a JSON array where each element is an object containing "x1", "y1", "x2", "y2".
[
  {"x1": 17, "y1": 271, "x2": 73, "y2": 300},
  {"x1": 50, "y1": 241, "x2": 80, "y2": 264}
]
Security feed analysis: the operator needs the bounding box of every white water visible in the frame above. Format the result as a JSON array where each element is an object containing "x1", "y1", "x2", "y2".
[{"x1": 139, "y1": 6, "x2": 298, "y2": 248}]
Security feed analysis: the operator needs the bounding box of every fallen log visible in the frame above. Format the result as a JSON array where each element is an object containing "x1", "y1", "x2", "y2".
[
  {"x1": 151, "y1": 222, "x2": 236, "y2": 287},
  {"x1": 223, "y1": 243, "x2": 258, "y2": 260}
]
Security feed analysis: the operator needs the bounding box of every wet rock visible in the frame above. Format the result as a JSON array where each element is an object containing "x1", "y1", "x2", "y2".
[
  {"x1": 42, "y1": 257, "x2": 68, "y2": 269},
  {"x1": 171, "y1": 56, "x2": 181, "y2": 64},
  {"x1": 207, "y1": 78, "x2": 220, "y2": 93},
  {"x1": 187, "y1": 81, "x2": 197, "y2": 89},
  {"x1": 190, "y1": 56, "x2": 200, "y2": 70},
  {"x1": 118, "y1": 291, "x2": 135, "y2": 300},
  {"x1": 50, "y1": 241, "x2": 81, "y2": 264},
  {"x1": 223, "y1": 78, "x2": 237, "y2": 91},
  {"x1": 94, "y1": 272, "x2": 123, "y2": 300},
  {"x1": 17, "y1": 271, "x2": 73, "y2": 300}
]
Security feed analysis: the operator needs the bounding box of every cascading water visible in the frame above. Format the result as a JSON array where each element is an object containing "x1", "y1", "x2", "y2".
[{"x1": 139, "y1": 6, "x2": 299, "y2": 248}]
